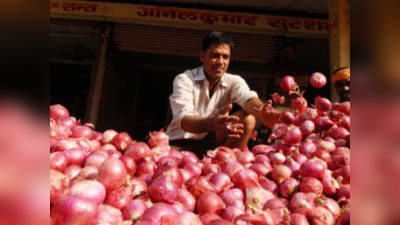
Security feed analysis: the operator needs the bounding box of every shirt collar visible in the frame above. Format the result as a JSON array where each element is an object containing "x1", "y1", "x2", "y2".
[{"x1": 195, "y1": 66, "x2": 228, "y2": 87}]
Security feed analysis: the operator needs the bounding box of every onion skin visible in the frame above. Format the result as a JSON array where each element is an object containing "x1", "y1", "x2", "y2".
[
  {"x1": 336, "y1": 212, "x2": 350, "y2": 225},
  {"x1": 124, "y1": 142, "x2": 151, "y2": 163},
  {"x1": 84, "y1": 153, "x2": 108, "y2": 169},
  {"x1": 280, "y1": 111, "x2": 295, "y2": 124},
  {"x1": 203, "y1": 163, "x2": 221, "y2": 175},
  {"x1": 184, "y1": 162, "x2": 203, "y2": 178},
  {"x1": 284, "y1": 213, "x2": 310, "y2": 225},
  {"x1": 289, "y1": 192, "x2": 317, "y2": 211},
  {"x1": 300, "y1": 120, "x2": 315, "y2": 136},
  {"x1": 136, "y1": 157, "x2": 157, "y2": 177},
  {"x1": 292, "y1": 97, "x2": 308, "y2": 113},
  {"x1": 271, "y1": 165, "x2": 292, "y2": 184},
  {"x1": 221, "y1": 206, "x2": 245, "y2": 223},
  {"x1": 329, "y1": 147, "x2": 350, "y2": 170},
  {"x1": 119, "y1": 155, "x2": 136, "y2": 177},
  {"x1": 68, "y1": 180, "x2": 106, "y2": 205},
  {"x1": 189, "y1": 177, "x2": 217, "y2": 199},
  {"x1": 300, "y1": 177, "x2": 323, "y2": 196},
  {"x1": 64, "y1": 165, "x2": 82, "y2": 180},
  {"x1": 53, "y1": 139, "x2": 80, "y2": 153},
  {"x1": 197, "y1": 192, "x2": 226, "y2": 216},
  {"x1": 200, "y1": 213, "x2": 222, "y2": 225},
  {"x1": 97, "y1": 204, "x2": 124, "y2": 225},
  {"x1": 148, "y1": 173, "x2": 177, "y2": 203},
  {"x1": 148, "y1": 130, "x2": 169, "y2": 148},
  {"x1": 51, "y1": 196, "x2": 98, "y2": 225},
  {"x1": 299, "y1": 141, "x2": 316, "y2": 158},
  {"x1": 263, "y1": 198, "x2": 287, "y2": 210},
  {"x1": 101, "y1": 129, "x2": 118, "y2": 145},
  {"x1": 175, "y1": 189, "x2": 196, "y2": 212},
  {"x1": 181, "y1": 151, "x2": 200, "y2": 168},
  {"x1": 97, "y1": 157, "x2": 128, "y2": 192},
  {"x1": 153, "y1": 160, "x2": 183, "y2": 188},
  {"x1": 236, "y1": 151, "x2": 255, "y2": 165},
  {"x1": 332, "y1": 165, "x2": 350, "y2": 184},
  {"x1": 105, "y1": 186, "x2": 133, "y2": 210},
  {"x1": 279, "y1": 177, "x2": 299, "y2": 199},
  {"x1": 126, "y1": 177, "x2": 147, "y2": 197},
  {"x1": 50, "y1": 152, "x2": 69, "y2": 172},
  {"x1": 249, "y1": 163, "x2": 272, "y2": 177},
  {"x1": 330, "y1": 127, "x2": 350, "y2": 140},
  {"x1": 252, "y1": 145, "x2": 276, "y2": 156},
  {"x1": 140, "y1": 203, "x2": 178, "y2": 224},
  {"x1": 50, "y1": 169, "x2": 69, "y2": 204},
  {"x1": 122, "y1": 200, "x2": 148, "y2": 222},
  {"x1": 222, "y1": 160, "x2": 244, "y2": 178},
  {"x1": 111, "y1": 132, "x2": 133, "y2": 151},
  {"x1": 259, "y1": 177, "x2": 278, "y2": 196},
  {"x1": 307, "y1": 206, "x2": 335, "y2": 225},
  {"x1": 314, "y1": 97, "x2": 332, "y2": 112},
  {"x1": 231, "y1": 169, "x2": 259, "y2": 192},
  {"x1": 314, "y1": 196, "x2": 341, "y2": 220}
]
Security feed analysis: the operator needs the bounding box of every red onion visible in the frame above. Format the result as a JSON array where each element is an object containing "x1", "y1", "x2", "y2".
[
  {"x1": 314, "y1": 196, "x2": 341, "y2": 220},
  {"x1": 105, "y1": 186, "x2": 133, "y2": 209},
  {"x1": 57, "y1": 116, "x2": 78, "y2": 130},
  {"x1": 51, "y1": 196, "x2": 98, "y2": 225},
  {"x1": 50, "y1": 104, "x2": 69, "y2": 120},
  {"x1": 244, "y1": 176, "x2": 275, "y2": 211},
  {"x1": 63, "y1": 148, "x2": 86, "y2": 166},
  {"x1": 222, "y1": 160, "x2": 244, "y2": 178},
  {"x1": 84, "y1": 153, "x2": 108, "y2": 169},
  {"x1": 280, "y1": 75, "x2": 296, "y2": 92},
  {"x1": 237, "y1": 151, "x2": 255, "y2": 165},
  {"x1": 136, "y1": 157, "x2": 157, "y2": 177},
  {"x1": 269, "y1": 123, "x2": 288, "y2": 141},
  {"x1": 200, "y1": 213, "x2": 222, "y2": 225},
  {"x1": 53, "y1": 139, "x2": 79, "y2": 153},
  {"x1": 275, "y1": 143, "x2": 297, "y2": 155},
  {"x1": 189, "y1": 177, "x2": 217, "y2": 199},
  {"x1": 157, "y1": 156, "x2": 176, "y2": 166},
  {"x1": 337, "y1": 212, "x2": 350, "y2": 225},
  {"x1": 175, "y1": 188, "x2": 196, "y2": 212},
  {"x1": 334, "y1": 139, "x2": 348, "y2": 147},
  {"x1": 170, "y1": 150, "x2": 184, "y2": 167},
  {"x1": 299, "y1": 140, "x2": 316, "y2": 158},
  {"x1": 64, "y1": 165, "x2": 82, "y2": 180},
  {"x1": 97, "y1": 157, "x2": 127, "y2": 192},
  {"x1": 185, "y1": 177, "x2": 198, "y2": 190},
  {"x1": 100, "y1": 143, "x2": 117, "y2": 151},
  {"x1": 338, "y1": 116, "x2": 350, "y2": 130},
  {"x1": 299, "y1": 158, "x2": 326, "y2": 179},
  {"x1": 283, "y1": 213, "x2": 309, "y2": 225},
  {"x1": 330, "y1": 127, "x2": 350, "y2": 140},
  {"x1": 50, "y1": 169, "x2": 69, "y2": 204},
  {"x1": 97, "y1": 204, "x2": 123, "y2": 224},
  {"x1": 122, "y1": 199, "x2": 148, "y2": 222},
  {"x1": 299, "y1": 108, "x2": 318, "y2": 124},
  {"x1": 148, "y1": 129, "x2": 169, "y2": 148},
  {"x1": 153, "y1": 161, "x2": 182, "y2": 188},
  {"x1": 175, "y1": 212, "x2": 202, "y2": 225},
  {"x1": 227, "y1": 199, "x2": 245, "y2": 210},
  {"x1": 280, "y1": 111, "x2": 295, "y2": 124},
  {"x1": 126, "y1": 177, "x2": 147, "y2": 197},
  {"x1": 140, "y1": 203, "x2": 178, "y2": 224},
  {"x1": 314, "y1": 96, "x2": 332, "y2": 112},
  {"x1": 336, "y1": 185, "x2": 350, "y2": 200},
  {"x1": 221, "y1": 206, "x2": 245, "y2": 223},
  {"x1": 76, "y1": 138, "x2": 93, "y2": 156},
  {"x1": 300, "y1": 120, "x2": 315, "y2": 136},
  {"x1": 111, "y1": 132, "x2": 133, "y2": 151},
  {"x1": 71, "y1": 125, "x2": 93, "y2": 139},
  {"x1": 180, "y1": 151, "x2": 200, "y2": 168},
  {"x1": 150, "y1": 146, "x2": 170, "y2": 163},
  {"x1": 254, "y1": 155, "x2": 271, "y2": 167},
  {"x1": 292, "y1": 97, "x2": 308, "y2": 113},
  {"x1": 139, "y1": 174, "x2": 153, "y2": 187},
  {"x1": 184, "y1": 162, "x2": 203, "y2": 178},
  {"x1": 135, "y1": 194, "x2": 154, "y2": 209},
  {"x1": 210, "y1": 146, "x2": 237, "y2": 165},
  {"x1": 279, "y1": 177, "x2": 299, "y2": 198},
  {"x1": 332, "y1": 101, "x2": 350, "y2": 115},
  {"x1": 285, "y1": 157, "x2": 301, "y2": 179},
  {"x1": 149, "y1": 172, "x2": 177, "y2": 203},
  {"x1": 289, "y1": 192, "x2": 317, "y2": 211},
  {"x1": 119, "y1": 155, "x2": 137, "y2": 176},
  {"x1": 316, "y1": 140, "x2": 336, "y2": 153},
  {"x1": 197, "y1": 192, "x2": 226, "y2": 216},
  {"x1": 300, "y1": 177, "x2": 323, "y2": 195},
  {"x1": 101, "y1": 129, "x2": 118, "y2": 145},
  {"x1": 219, "y1": 188, "x2": 244, "y2": 205},
  {"x1": 203, "y1": 163, "x2": 221, "y2": 175},
  {"x1": 90, "y1": 131, "x2": 102, "y2": 141},
  {"x1": 231, "y1": 168, "x2": 259, "y2": 192},
  {"x1": 252, "y1": 145, "x2": 275, "y2": 156},
  {"x1": 249, "y1": 163, "x2": 272, "y2": 177},
  {"x1": 50, "y1": 152, "x2": 68, "y2": 172},
  {"x1": 124, "y1": 141, "x2": 151, "y2": 163},
  {"x1": 316, "y1": 117, "x2": 335, "y2": 129},
  {"x1": 79, "y1": 166, "x2": 99, "y2": 180},
  {"x1": 210, "y1": 172, "x2": 233, "y2": 193},
  {"x1": 179, "y1": 168, "x2": 192, "y2": 183},
  {"x1": 69, "y1": 180, "x2": 106, "y2": 205},
  {"x1": 321, "y1": 176, "x2": 339, "y2": 195},
  {"x1": 271, "y1": 152, "x2": 286, "y2": 165},
  {"x1": 291, "y1": 152, "x2": 307, "y2": 164},
  {"x1": 311, "y1": 150, "x2": 332, "y2": 164},
  {"x1": 271, "y1": 165, "x2": 292, "y2": 184},
  {"x1": 259, "y1": 177, "x2": 278, "y2": 196},
  {"x1": 89, "y1": 140, "x2": 101, "y2": 151},
  {"x1": 332, "y1": 165, "x2": 350, "y2": 184},
  {"x1": 310, "y1": 72, "x2": 327, "y2": 88},
  {"x1": 306, "y1": 133, "x2": 321, "y2": 145},
  {"x1": 263, "y1": 199, "x2": 287, "y2": 210},
  {"x1": 169, "y1": 201, "x2": 187, "y2": 213},
  {"x1": 307, "y1": 207, "x2": 335, "y2": 225}
]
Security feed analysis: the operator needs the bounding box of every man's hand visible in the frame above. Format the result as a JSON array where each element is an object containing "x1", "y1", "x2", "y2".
[
  {"x1": 259, "y1": 100, "x2": 281, "y2": 129},
  {"x1": 211, "y1": 104, "x2": 244, "y2": 139}
]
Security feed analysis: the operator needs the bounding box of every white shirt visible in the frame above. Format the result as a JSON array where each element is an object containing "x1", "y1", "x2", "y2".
[{"x1": 166, "y1": 66, "x2": 258, "y2": 141}]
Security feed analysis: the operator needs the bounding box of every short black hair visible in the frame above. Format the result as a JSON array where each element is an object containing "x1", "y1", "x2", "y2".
[
  {"x1": 202, "y1": 31, "x2": 233, "y2": 52},
  {"x1": 333, "y1": 67, "x2": 350, "y2": 75}
]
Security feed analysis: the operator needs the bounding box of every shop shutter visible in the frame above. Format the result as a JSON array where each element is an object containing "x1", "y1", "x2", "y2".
[{"x1": 112, "y1": 23, "x2": 280, "y2": 64}]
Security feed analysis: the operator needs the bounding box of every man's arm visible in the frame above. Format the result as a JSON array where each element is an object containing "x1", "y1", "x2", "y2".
[{"x1": 244, "y1": 97, "x2": 281, "y2": 129}]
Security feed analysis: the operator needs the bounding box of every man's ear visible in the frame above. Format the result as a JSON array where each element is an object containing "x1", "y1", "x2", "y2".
[{"x1": 199, "y1": 51, "x2": 204, "y2": 62}]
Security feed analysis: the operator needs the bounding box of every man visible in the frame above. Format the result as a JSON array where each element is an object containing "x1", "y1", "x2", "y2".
[
  {"x1": 165, "y1": 31, "x2": 280, "y2": 157},
  {"x1": 332, "y1": 67, "x2": 350, "y2": 103}
]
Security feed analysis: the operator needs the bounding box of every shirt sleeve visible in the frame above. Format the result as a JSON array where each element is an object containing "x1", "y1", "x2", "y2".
[
  {"x1": 230, "y1": 76, "x2": 258, "y2": 110},
  {"x1": 169, "y1": 73, "x2": 199, "y2": 130}
]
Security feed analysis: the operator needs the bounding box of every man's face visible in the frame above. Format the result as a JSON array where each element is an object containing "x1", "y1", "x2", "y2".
[
  {"x1": 335, "y1": 78, "x2": 350, "y2": 102},
  {"x1": 200, "y1": 43, "x2": 231, "y2": 82},
  {"x1": 282, "y1": 46, "x2": 295, "y2": 62}
]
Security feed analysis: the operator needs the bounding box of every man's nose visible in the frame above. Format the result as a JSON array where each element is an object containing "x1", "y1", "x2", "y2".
[{"x1": 216, "y1": 56, "x2": 224, "y2": 64}]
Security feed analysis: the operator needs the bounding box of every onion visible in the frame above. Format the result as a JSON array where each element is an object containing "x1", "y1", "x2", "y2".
[
  {"x1": 299, "y1": 158, "x2": 326, "y2": 179},
  {"x1": 338, "y1": 116, "x2": 350, "y2": 130},
  {"x1": 314, "y1": 96, "x2": 332, "y2": 112},
  {"x1": 316, "y1": 117, "x2": 335, "y2": 129},
  {"x1": 97, "y1": 204, "x2": 123, "y2": 224},
  {"x1": 69, "y1": 180, "x2": 106, "y2": 205},
  {"x1": 53, "y1": 139, "x2": 79, "y2": 153},
  {"x1": 63, "y1": 148, "x2": 86, "y2": 166},
  {"x1": 332, "y1": 101, "x2": 350, "y2": 115},
  {"x1": 279, "y1": 177, "x2": 299, "y2": 198},
  {"x1": 119, "y1": 155, "x2": 137, "y2": 176},
  {"x1": 157, "y1": 156, "x2": 176, "y2": 166},
  {"x1": 335, "y1": 139, "x2": 349, "y2": 148},
  {"x1": 285, "y1": 157, "x2": 301, "y2": 179},
  {"x1": 100, "y1": 143, "x2": 117, "y2": 151},
  {"x1": 170, "y1": 150, "x2": 184, "y2": 167},
  {"x1": 316, "y1": 140, "x2": 336, "y2": 153},
  {"x1": 200, "y1": 213, "x2": 222, "y2": 225},
  {"x1": 148, "y1": 172, "x2": 177, "y2": 203},
  {"x1": 311, "y1": 150, "x2": 332, "y2": 164},
  {"x1": 300, "y1": 177, "x2": 323, "y2": 195},
  {"x1": 299, "y1": 108, "x2": 319, "y2": 124},
  {"x1": 211, "y1": 146, "x2": 236, "y2": 165},
  {"x1": 71, "y1": 125, "x2": 93, "y2": 139},
  {"x1": 292, "y1": 97, "x2": 308, "y2": 113},
  {"x1": 136, "y1": 157, "x2": 157, "y2": 177},
  {"x1": 89, "y1": 140, "x2": 101, "y2": 150},
  {"x1": 291, "y1": 152, "x2": 307, "y2": 164},
  {"x1": 336, "y1": 185, "x2": 350, "y2": 200},
  {"x1": 175, "y1": 188, "x2": 196, "y2": 212},
  {"x1": 283, "y1": 213, "x2": 309, "y2": 225},
  {"x1": 150, "y1": 146, "x2": 170, "y2": 163},
  {"x1": 140, "y1": 203, "x2": 178, "y2": 224},
  {"x1": 50, "y1": 152, "x2": 68, "y2": 172},
  {"x1": 332, "y1": 165, "x2": 350, "y2": 184},
  {"x1": 50, "y1": 169, "x2": 69, "y2": 204},
  {"x1": 90, "y1": 131, "x2": 102, "y2": 141},
  {"x1": 111, "y1": 132, "x2": 133, "y2": 151},
  {"x1": 280, "y1": 111, "x2": 295, "y2": 124},
  {"x1": 174, "y1": 212, "x2": 202, "y2": 225},
  {"x1": 271, "y1": 152, "x2": 286, "y2": 165},
  {"x1": 168, "y1": 201, "x2": 188, "y2": 214},
  {"x1": 330, "y1": 127, "x2": 350, "y2": 140},
  {"x1": 64, "y1": 165, "x2": 82, "y2": 180},
  {"x1": 125, "y1": 141, "x2": 151, "y2": 163},
  {"x1": 263, "y1": 199, "x2": 287, "y2": 210},
  {"x1": 271, "y1": 165, "x2": 292, "y2": 184},
  {"x1": 307, "y1": 207, "x2": 335, "y2": 225},
  {"x1": 50, "y1": 104, "x2": 69, "y2": 120},
  {"x1": 259, "y1": 177, "x2": 278, "y2": 196},
  {"x1": 300, "y1": 120, "x2": 315, "y2": 136},
  {"x1": 236, "y1": 151, "x2": 255, "y2": 165},
  {"x1": 148, "y1": 129, "x2": 169, "y2": 148},
  {"x1": 105, "y1": 186, "x2": 133, "y2": 210},
  {"x1": 310, "y1": 72, "x2": 327, "y2": 88},
  {"x1": 219, "y1": 188, "x2": 244, "y2": 206},
  {"x1": 97, "y1": 157, "x2": 127, "y2": 192},
  {"x1": 180, "y1": 151, "x2": 200, "y2": 168},
  {"x1": 79, "y1": 166, "x2": 99, "y2": 180},
  {"x1": 189, "y1": 177, "x2": 217, "y2": 199},
  {"x1": 84, "y1": 153, "x2": 108, "y2": 169},
  {"x1": 101, "y1": 129, "x2": 118, "y2": 145},
  {"x1": 76, "y1": 138, "x2": 93, "y2": 156},
  {"x1": 203, "y1": 163, "x2": 221, "y2": 175},
  {"x1": 126, "y1": 176, "x2": 147, "y2": 197},
  {"x1": 221, "y1": 206, "x2": 245, "y2": 223},
  {"x1": 289, "y1": 192, "x2": 317, "y2": 211},
  {"x1": 299, "y1": 140, "x2": 316, "y2": 158},
  {"x1": 51, "y1": 196, "x2": 98, "y2": 225},
  {"x1": 244, "y1": 176, "x2": 275, "y2": 211},
  {"x1": 269, "y1": 123, "x2": 288, "y2": 141},
  {"x1": 122, "y1": 199, "x2": 148, "y2": 222},
  {"x1": 280, "y1": 76, "x2": 296, "y2": 92},
  {"x1": 139, "y1": 174, "x2": 153, "y2": 186},
  {"x1": 314, "y1": 196, "x2": 341, "y2": 220},
  {"x1": 222, "y1": 160, "x2": 244, "y2": 178},
  {"x1": 184, "y1": 162, "x2": 203, "y2": 178},
  {"x1": 180, "y1": 168, "x2": 192, "y2": 183},
  {"x1": 57, "y1": 116, "x2": 78, "y2": 130},
  {"x1": 252, "y1": 145, "x2": 275, "y2": 156},
  {"x1": 254, "y1": 155, "x2": 271, "y2": 167},
  {"x1": 231, "y1": 168, "x2": 259, "y2": 192},
  {"x1": 210, "y1": 172, "x2": 233, "y2": 193},
  {"x1": 197, "y1": 192, "x2": 226, "y2": 216},
  {"x1": 321, "y1": 176, "x2": 339, "y2": 195},
  {"x1": 249, "y1": 163, "x2": 272, "y2": 177}
]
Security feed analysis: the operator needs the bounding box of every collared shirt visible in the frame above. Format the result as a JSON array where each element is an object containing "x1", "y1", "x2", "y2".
[{"x1": 166, "y1": 66, "x2": 258, "y2": 141}]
